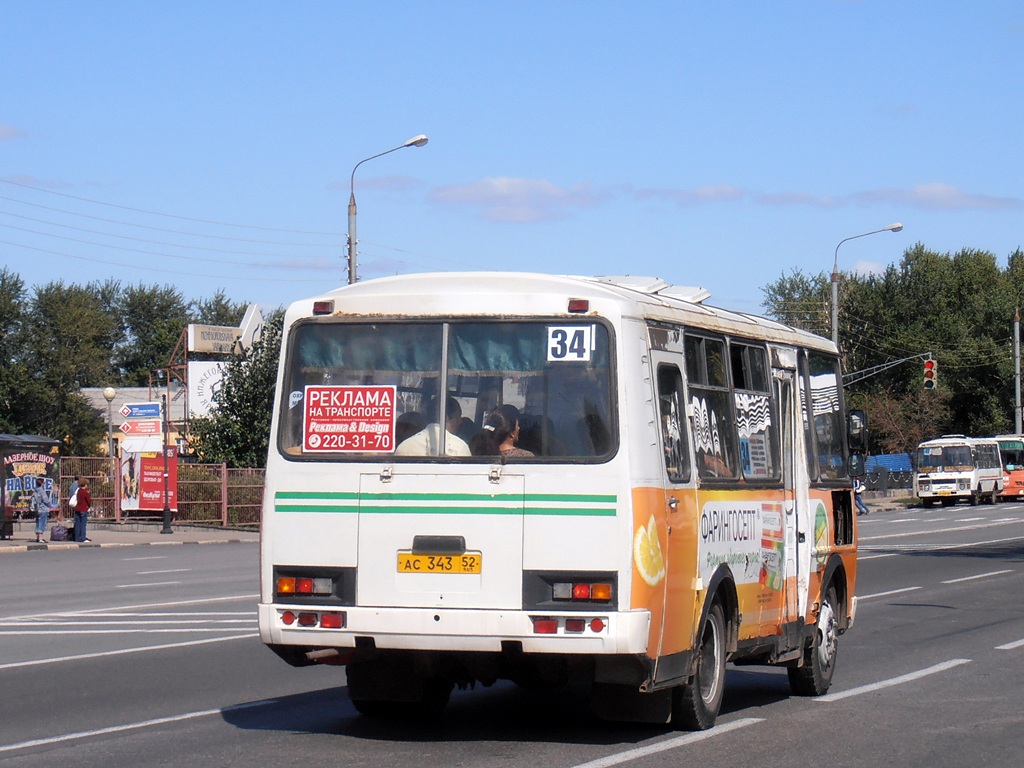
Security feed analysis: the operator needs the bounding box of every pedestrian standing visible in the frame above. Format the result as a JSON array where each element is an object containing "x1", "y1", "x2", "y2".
[
  {"x1": 30, "y1": 477, "x2": 54, "y2": 543},
  {"x1": 73, "y1": 479, "x2": 93, "y2": 543},
  {"x1": 854, "y1": 476, "x2": 870, "y2": 516},
  {"x1": 68, "y1": 475, "x2": 80, "y2": 516}
]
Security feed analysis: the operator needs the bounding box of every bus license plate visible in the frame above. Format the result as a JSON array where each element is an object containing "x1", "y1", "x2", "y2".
[
  {"x1": 938, "y1": 491, "x2": 951, "y2": 496},
  {"x1": 397, "y1": 553, "x2": 482, "y2": 574}
]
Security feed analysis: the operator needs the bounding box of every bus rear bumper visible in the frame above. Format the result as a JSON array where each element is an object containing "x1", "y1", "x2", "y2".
[{"x1": 258, "y1": 604, "x2": 651, "y2": 656}]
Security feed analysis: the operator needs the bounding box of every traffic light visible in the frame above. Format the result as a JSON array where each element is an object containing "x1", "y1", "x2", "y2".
[{"x1": 923, "y1": 358, "x2": 937, "y2": 389}]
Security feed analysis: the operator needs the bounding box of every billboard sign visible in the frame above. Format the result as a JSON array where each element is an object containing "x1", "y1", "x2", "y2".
[{"x1": 302, "y1": 385, "x2": 397, "y2": 453}]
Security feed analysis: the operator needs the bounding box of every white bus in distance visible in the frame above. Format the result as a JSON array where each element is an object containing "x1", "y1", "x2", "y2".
[
  {"x1": 258, "y1": 272, "x2": 866, "y2": 730},
  {"x1": 915, "y1": 435, "x2": 1003, "y2": 507}
]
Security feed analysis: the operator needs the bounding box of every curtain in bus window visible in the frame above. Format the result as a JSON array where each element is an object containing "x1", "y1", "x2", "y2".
[
  {"x1": 447, "y1": 323, "x2": 613, "y2": 460},
  {"x1": 807, "y1": 352, "x2": 847, "y2": 480}
]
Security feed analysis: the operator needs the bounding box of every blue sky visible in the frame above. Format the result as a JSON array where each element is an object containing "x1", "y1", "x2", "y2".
[{"x1": 2, "y1": 1, "x2": 1021, "y2": 316}]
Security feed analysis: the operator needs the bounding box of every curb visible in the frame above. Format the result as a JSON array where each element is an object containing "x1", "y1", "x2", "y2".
[{"x1": 0, "y1": 538, "x2": 257, "y2": 555}]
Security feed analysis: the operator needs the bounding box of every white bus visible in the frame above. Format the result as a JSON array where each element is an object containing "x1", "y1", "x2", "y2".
[
  {"x1": 915, "y1": 435, "x2": 1003, "y2": 507},
  {"x1": 258, "y1": 272, "x2": 864, "y2": 729}
]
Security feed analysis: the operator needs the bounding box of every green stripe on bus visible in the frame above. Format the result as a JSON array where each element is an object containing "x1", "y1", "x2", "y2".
[{"x1": 274, "y1": 491, "x2": 618, "y2": 516}]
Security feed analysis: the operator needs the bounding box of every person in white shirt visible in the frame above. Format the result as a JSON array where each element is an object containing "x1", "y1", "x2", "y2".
[{"x1": 395, "y1": 396, "x2": 471, "y2": 457}]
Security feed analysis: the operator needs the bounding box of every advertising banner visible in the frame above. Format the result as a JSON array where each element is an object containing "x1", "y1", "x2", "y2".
[
  {"x1": 302, "y1": 385, "x2": 397, "y2": 453},
  {"x1": 120, "y1": 446, "x2": 178, "y2": 512}
]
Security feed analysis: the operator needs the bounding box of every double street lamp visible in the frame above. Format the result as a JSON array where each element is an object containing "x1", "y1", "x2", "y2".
[
  {"x1": 831, "y1": 223, "x2": 904, "y2": 347},
  {"x1": 347, "y1": 134, "x2": 429, "y2": 285}
]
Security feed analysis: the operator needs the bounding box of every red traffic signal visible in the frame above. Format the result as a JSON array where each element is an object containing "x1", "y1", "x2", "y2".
[{"x1": 923, "y1": 359, "x2": 937, "y2": 389}]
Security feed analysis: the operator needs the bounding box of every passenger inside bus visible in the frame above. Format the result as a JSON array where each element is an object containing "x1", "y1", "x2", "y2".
[
  {"x1": 469, "y1": 404, "x2": 534, "y2": 458},
  {"x1": 395, "y1": 397, "x2": 471, "y2": 456}
]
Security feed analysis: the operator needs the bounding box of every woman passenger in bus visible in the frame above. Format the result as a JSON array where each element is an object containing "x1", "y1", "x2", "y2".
[{"x1": 470, "y1": 404, "x2": 534, "y2": 458}]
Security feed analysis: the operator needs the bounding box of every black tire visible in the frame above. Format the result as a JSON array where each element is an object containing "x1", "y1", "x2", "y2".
[
  {"x1": 672, "y1": 601, "x2": 727, "y2": 730},
  {"x1": 788, "y1": 585, "x2": 839, "y2": 696},
  {"x1": 921, "y1": 498, "x2": 934, "y2": 508},
  {"x1": 968, "y1": 487, "x2": 979, "y2": 506}
]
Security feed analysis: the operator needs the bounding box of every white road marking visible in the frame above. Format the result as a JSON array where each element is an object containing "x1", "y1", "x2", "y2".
[
  {"x1": 2, "y1": 594, "x2": 259, "y2": 623},
  {"x1": 137, "y1": 568, "x2": 192, "y2": 575},
  {"x1": 860, "y1": 518, "x2": 1020, "y2": 542},
  {"x1": 942, "y1": 569, "x2": 1013, "y2": 584},
  {"x1": 818, "y1": 659, "x2": 971, "y2": 703},
  {"x1": 996, "y1": 638, "x2": 1024, "y2": 650},
  {"x1": 857, "y1": 587, "x2": 922, "y2": 601},
  {"x1": 0, "y1": 698, "x2": 275, "y2": 754},
  {"x1": 0, "y1": 628, "x2": 256, "y2": 635},
  {"x1": 569, "y1": 717, "x2": 764, "y2": 768},
  {"x1": 0, "y1": 632, "x2": 257, "y2": 670},
  {"x1": 859, "y1": 535, "x2": 1024, "y2": 560},
  {"x1": 116, "y1": 581, "x2": 183, "y2": 588},
  {"x1": 122, "y1": 556, "x2": 168, "y2": 561}
]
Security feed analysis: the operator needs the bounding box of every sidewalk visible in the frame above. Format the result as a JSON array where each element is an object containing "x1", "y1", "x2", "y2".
[{"x1": 0, "y1": 519, "x2": 258, "y2": 554}]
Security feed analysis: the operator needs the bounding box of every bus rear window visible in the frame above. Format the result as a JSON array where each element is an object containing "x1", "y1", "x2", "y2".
[{"x1": 278, "y1": 320, "x2": 614, "y2": 462}]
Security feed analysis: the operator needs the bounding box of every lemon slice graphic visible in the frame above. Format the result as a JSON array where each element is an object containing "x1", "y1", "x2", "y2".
[{"x1": 634, "y1": 514, "x2": 666, "y2": 586}]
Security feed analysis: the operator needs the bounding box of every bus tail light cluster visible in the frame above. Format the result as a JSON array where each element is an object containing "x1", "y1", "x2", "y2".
[
  {"x1": 280, "y1": 610, "x2": 346, "y2": 629},
  {"x1": 532, "y1": 616, "x2": 607, "y2": 635},
  {"x1": 276, "y1": 576, "x2": 333, "y2": 596},
  {"x1": 552, "y1": 581, "x2": 613, "y2": 602}
]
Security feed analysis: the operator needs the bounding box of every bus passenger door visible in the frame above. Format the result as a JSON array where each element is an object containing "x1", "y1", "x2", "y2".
[
  {"x1": 775, "y1": 368, "x2": 804, "y2": 646},
  {"x1": 651, "y1": 358, "x2": 698, "y2": 682}
]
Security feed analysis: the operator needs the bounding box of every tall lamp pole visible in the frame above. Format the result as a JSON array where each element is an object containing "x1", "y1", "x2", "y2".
[
  {"x1": 347, "y1": 134, "x2": 429, "y2": 284},
  {"x1": 160, "y1": 393, "x2": 173, "y2": 535},
  {"x1": 831, "y1": 223, "x2": 904, "y2": 348}
]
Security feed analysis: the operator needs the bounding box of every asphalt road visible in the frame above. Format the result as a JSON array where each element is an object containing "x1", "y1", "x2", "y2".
[{"x1": 2, "y1": 502, "x2": 1023, "y2": 767}]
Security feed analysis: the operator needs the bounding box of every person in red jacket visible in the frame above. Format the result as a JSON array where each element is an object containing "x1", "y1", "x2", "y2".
[{"x1": 73, "y1": 479, "x2": 93, "y2": 543}]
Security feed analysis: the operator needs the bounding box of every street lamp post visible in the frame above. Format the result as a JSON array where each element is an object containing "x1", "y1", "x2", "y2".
[
  {"x1": 102, "y1": 387, "x2": 116, "y2": 460},
  {"x1": 831, "y1": 223, "x2": 904, "y2": 348},
  {"x1": 347, "y1": 134, "x2": 429, "y2": 284},
  {"x1": 160, "y1": 393, "x2": 173, "y2": 535}
]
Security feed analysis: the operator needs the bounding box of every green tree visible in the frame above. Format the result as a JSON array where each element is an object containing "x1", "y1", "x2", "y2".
[
  {"x1": 189, "y1": 313, "x2": 283, "y2": 467},
  {"x1": 191, "y1": 290, "x2": 248, "y2": 326},
  {"x1": 22, "y1": 281, "x2": 112, "y2": 452},
  {"x1": 762, "y1": 244, "x2": 1022, "y2": 452},
  {"x1": 116, "y1": 283, "x2": 190, "y2": 385}
]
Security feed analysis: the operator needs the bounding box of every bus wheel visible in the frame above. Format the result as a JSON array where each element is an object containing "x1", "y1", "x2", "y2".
[
  {"x1": 968, "y1": 487, "x2": 980, "y2": 506},
  {"x1": 672, "y1": 601, "x2": 726, "y2": 730},
  {"x1": 921, "y1": 498, "x2": 934, "y2": 508},
  {"x1": 788, "y1": 585, "x2": 839, "y2": 696}
]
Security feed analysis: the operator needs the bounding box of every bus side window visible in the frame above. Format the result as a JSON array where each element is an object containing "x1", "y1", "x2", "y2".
[{"x1": 657, "y1": 365, "x2": 691, "y2": 483}]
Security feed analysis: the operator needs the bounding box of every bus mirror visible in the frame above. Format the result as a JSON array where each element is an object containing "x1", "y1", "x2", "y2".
[
  {"x1": 847, "y1": 409, "x2": 868, "y2": 453},
  {"x1": 848, "y1": 453, "x2": 865, "y2": 478}
]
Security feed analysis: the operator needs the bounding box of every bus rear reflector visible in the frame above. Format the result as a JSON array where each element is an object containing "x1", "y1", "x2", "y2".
[
  {"x1": 567, "y1": 299, "x2": 589, "y2": 313},
  {"x1": 297, "y1": 612, "x2": 318, "y2": 627},
  {"x1": 532, "y1": 618, "x2": 558, "y2": 634},
  {"x1": 312, "y1": 300, "x2": 334, "y2": 315},
  {"x1": 320, "y1": 612, "x2": 345, "y2": 629}
]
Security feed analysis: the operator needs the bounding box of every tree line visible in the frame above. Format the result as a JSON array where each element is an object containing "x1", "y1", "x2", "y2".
[
  {"x1": 8, "y1": 243, "x2": 1022, "y2": 466},
  {"x1": 0, "y1": 266, "x2": 255, "y2": 454},
  {"x1": 761, "y1": 244, "x2": 1024, "y2": 454}
]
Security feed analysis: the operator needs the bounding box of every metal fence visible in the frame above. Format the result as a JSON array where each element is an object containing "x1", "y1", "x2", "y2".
[{"x1": 59, "y1": 457, "x2": 263, "y2": 528}]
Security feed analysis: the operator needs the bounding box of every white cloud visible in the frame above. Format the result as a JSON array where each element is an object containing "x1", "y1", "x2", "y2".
[
  {"x1": 853, "y1": 182, "x2": 1022, "y2": 211},
  {"x1": 0, "y1": 124, "x2": 26, "y2": 141},
  {"x1": 430, "y1": 177, "x2": 608, "y2": 222}
]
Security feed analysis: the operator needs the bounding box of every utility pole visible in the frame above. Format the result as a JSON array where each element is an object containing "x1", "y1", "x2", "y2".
[{"x1": 1015, "y1": 308, "x2": 1021, "y2": 434}]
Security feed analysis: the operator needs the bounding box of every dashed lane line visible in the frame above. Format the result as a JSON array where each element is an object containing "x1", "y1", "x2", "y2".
[{"x1": 818, "y1": 659, "x2": 972, "y2": 703}]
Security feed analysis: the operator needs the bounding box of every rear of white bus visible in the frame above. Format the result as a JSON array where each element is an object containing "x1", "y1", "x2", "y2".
[{"x1": 257, "y1": 281, "x2": 652, "y2": 716}]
